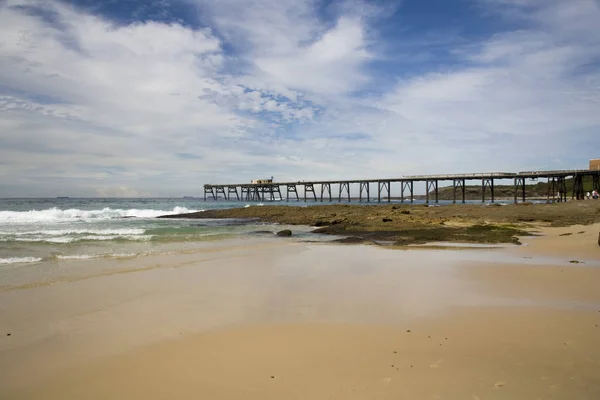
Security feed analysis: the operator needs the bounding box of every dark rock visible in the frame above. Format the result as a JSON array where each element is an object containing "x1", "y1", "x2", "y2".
[
  {"x1": 559, "y1": 233, "x2": 572, "y2": 236},
  {"x1": 569, "y1": 260, "x2": 582, "y2": 264},
  {"x1": 6, "y1": 333, "x2": 11, "y2": 336},
  {"x1": 392, "y1": 205, "x2": 399, "y2": 209},
  {"x1": 406, "y1": 329, "x2": 411, "y2": 333},
  {"x1": 271, "y1": 376, "x2": 275, "y2": 379},
  {"x1": 276, "y1": 229, "x2": 292, "y2": 237},
  {"x1": 598, "y1": 232, "x2": 600, "y2": 247},
  {"x1": 333, "y1": 236, "x2": 366, "y2": 244},
  {"x1": 382, "y1": 218, "x2": 393, "y2": 222},
  {"x1": 400, "y1": 210, "x2": 410, "y2": 215},
  {"x1": 314, "y1": 219, "x2": 344, "y2": 227}
]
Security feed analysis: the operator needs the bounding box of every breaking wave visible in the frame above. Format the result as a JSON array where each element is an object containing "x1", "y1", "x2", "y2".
[
  {"x1": 0, "y1": 257, "x2": 43, "y2": 265},
  {"x1": 0, "y1": 207, "x2": 197, "y2": 224}
]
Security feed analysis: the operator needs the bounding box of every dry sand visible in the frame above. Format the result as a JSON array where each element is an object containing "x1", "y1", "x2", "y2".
[{"x1": 2, "y1": 225, "x2": 600, "y2": 399}]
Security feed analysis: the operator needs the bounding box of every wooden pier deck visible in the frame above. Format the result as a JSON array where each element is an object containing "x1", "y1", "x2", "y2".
[{"x1": 203, "y1": 169, "x2": 600, "y2": 204}]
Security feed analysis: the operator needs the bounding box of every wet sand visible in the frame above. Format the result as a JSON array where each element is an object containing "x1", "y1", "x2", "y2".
[{"x1": 1, "y1": 227, "x2": 600, "y2": 399}]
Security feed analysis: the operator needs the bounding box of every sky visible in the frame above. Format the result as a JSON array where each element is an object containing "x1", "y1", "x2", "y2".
[{"x1": 1, "y1": 0, "x2": 599, "y2": 197}]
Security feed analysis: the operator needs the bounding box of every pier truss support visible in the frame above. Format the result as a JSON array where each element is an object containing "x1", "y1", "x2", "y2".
[
  {"x1": 271, "y1": 185, "x2": 282, "y2": 201},
  {"x1": 452, "y1": 179, "x2": 466, "y2": 203},
  {"x1": 482, "y1": 178, "x2": 494, "y2": 203},
  {"x1": 215, "y1": 186, "x2": 227, "y2": 200},
  {"x1": 241, "y1": 186, "x2": 252, "y2": 201},
  {"x1": 321, "y1": 183, "x2": 332, "y2": 202},
  {"x1": 572, "y1": 174, "x2": 585, "y2": 200},
  {"x1": 514, "y1": 177, "x2": 526, "y2": 203},
  {"x1": 339, "y1": 182, "x2": 351, "y2": 202},
  {"x1": 204, "y1": 186, "x2": 215, "y2": 201},
  {"x1": 593, "y1": 174, "x2": 600, "y2": 191},
  {"x1": 252, "y1": 186, "x2": 260, "y2": 201},
  {"x1": 546, "y1": 177, "x2": 567, "y2": 203},
  {"x1": 425, "y1": 179, "x2": 438, "y2": 204},
  {"x1": 401, "y1": 181, "x2": 414, "y2": 203},
  {"x1": 227, "y1": 186, "x2": 239, "y2": 201},
  {"x1": 286, "y1": 184, "x2": 299, "y2": 202},
  {"x1": 359, "y1": 182, "x2": 370, "y2": 202},
  {"x1": 304, "y1": 184, "x2": 317, "y2": 202},
  {"x1": 378, "y1": 181, "x2": 391, "y2": 202}
]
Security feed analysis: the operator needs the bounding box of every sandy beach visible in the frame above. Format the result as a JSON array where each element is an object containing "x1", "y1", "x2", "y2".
[{"x1": 1, "y1": 221, "x2": 599, "y2": 399}]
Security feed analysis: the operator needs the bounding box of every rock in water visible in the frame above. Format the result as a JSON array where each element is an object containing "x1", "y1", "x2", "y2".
[
  {"x1": 277, "y1": 229, "x2": 292, "y2": 237},
  {"x1": 598, "y1": 232, "x2": 600, "y2": 247}
]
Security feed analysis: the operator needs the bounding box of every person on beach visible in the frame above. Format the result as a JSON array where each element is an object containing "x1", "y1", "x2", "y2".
[
  {"x1": 593, "y1": 190, "x2": 599, "y2": 200},
  {"x1": 586, "y1": 191, "x2": 591, "y2": 199}
]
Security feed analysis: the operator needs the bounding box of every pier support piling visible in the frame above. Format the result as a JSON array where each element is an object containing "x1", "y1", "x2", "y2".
[
  {"x1": 452, "y1": 179, "x2": 466, "y2": 203},
  {"x1": 482, "y1": 178, "x2": 494, "y2": 203},
  {"x1": 321, "y1": 183, "x2": 332, "y2": 202},
  {"x1": 227, "y1": 186, "x2": 240, "y2": 201},
  {"x1": 359, "y1": 182, "x2": 370, "y2": 202},
  {"x1": 286, "y1": 184, "x2": 299, "y2": 202},
  {"x1": 572, "y1": 174, "x2": 585, "y2": 200},
  {"x1": 401, "y1": 181, "x2": 413, "y2": 203},
  {"x1": 304, "y1": 184, "x2": 317, "y2": 202},
  {"x1": 339, "y1": 182, "x2": 350, "y2": 202},
  {"x1": 215, "y1": 186, "x2": 227, "y2": 200},
  {"x1": 378, "y1": 181, "x2": 391, "y2": 202},
  {"x1": 514, "y1": 177, "x2": 526, "y2": 203},
  {"x1": 426, "y1": 180, "x2": 438, "y2": 203}
]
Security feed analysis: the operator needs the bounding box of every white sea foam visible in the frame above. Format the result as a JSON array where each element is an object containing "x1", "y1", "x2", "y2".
[
  {"x1": 0, "y1": 257, "x2": 43, "y2": 265},
  {"x1": 56, "y1": 252, "x2": 139, "y2": 260},
  {"x1": 108, "y1": 253, "x2": 138, "y2": 259},
  {"x1": 0, "y1": 207, "x2": 197, "y2": 224},
  {"x1": 244, "y1": 203, "x2": 264, "y2": 208},
  {"x1": 56, "y1": 254, "x2": 98, "y2": 260},
  {"x1": 0, "y1": 228, "x2": 146, "y2": 236},
  {"x1": 6, "y1": 234, "x2": 154, "y2": 243}
]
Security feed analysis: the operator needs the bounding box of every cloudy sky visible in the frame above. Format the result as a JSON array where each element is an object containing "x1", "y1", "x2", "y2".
[{"x1": 1, "y1": 0, "x2": 599, "y2": 197}]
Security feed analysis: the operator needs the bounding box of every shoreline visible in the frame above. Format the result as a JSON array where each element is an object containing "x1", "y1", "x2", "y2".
[{"x1": 161, "y1": 201, "x2": 600, "y2": 247}]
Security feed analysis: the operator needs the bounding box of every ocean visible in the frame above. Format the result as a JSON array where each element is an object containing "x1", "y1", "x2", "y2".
[
  {"x1": 0, "y1": 198, "x2": 303, "y2": 267},
  {"x1": 0, "y1": 196, "x2": 520, "y2": 269}
]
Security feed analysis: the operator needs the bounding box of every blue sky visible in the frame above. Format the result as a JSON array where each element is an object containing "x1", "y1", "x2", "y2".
[{"x1": 1, "y1": 0, "x2": 599, "y2": 197}]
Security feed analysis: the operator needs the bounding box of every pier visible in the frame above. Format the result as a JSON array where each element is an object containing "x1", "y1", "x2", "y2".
[{"x1": 203, "y1": 169, "x2": 600, "y2": 204}]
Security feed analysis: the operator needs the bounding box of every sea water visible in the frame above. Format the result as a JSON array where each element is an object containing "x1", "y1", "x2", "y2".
[
  {"x1": 0, "y1": 196, "x2": 529, "y2": 267},
  {"x1": 0, "y1": 198, "x2": 296, "y2": 266}
]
